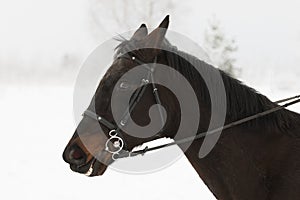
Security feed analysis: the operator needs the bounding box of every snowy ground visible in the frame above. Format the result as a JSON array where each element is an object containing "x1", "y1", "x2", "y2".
[
  {"x1": 1, "y1": 81, "x2": 299, "y2": 200},
  {"x1": 0, "y1": 85, "x2": 215, "y2": 200}
]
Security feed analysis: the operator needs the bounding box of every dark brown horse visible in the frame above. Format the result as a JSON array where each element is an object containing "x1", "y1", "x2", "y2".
[{"x1": 63, "y1": 16, "x2": 300, "y2": 199}]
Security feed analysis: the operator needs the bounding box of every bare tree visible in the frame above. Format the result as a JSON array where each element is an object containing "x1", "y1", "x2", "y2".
[{"x1": 204, "y1": 16, "x2": 239, "y2": 77}]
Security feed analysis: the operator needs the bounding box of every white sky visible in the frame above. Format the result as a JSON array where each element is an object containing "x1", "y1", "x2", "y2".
[
  {"x1": 1, "y1": 0, "x2": 299, "y2": 70},
  {"x1": 0, "y1": 0, "x2": 91, "y2": 67},
  {"x1": 0, "y1": 0, "x2": 299, "y2": 92},
  {"x1": 0, "y1": 0, "x2": 299, "y2": 97}
]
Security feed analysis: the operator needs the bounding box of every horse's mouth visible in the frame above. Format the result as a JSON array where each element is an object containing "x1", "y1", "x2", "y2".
[{"x1": 69, "y1": 152, "x2": 113, "y2": 177}]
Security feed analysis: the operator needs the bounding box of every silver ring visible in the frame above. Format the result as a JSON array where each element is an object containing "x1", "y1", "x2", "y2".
[
  {"x1": 105, "y1": 136, "x2": 124, "y2": 154},
  {"x1": 109, "y1": 129, "x2": 117, "y2": 136}
]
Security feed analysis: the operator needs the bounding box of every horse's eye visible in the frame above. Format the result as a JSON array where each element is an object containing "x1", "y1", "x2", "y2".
[{"x1": 119, "y1": 82, "x2": 129, "y2": 89}]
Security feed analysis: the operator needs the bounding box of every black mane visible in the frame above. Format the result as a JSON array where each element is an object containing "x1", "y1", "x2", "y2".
[{"x1": 115, "y1": 39, "x2": 300, "y2": 136}]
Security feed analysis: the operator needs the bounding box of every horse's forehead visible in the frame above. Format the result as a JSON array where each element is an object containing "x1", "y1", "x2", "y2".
[{"x1": 112, "y1": 58, "x2": 127, "y2": 70}]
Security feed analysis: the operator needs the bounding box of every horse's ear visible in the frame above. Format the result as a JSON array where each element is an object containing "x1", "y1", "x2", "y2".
[
  {"x1": 131, "y1": 24, "x2": 148, "y2": 40},
  {"x1": 143, "y1": 15, "x2": 169, "y2": 51}
]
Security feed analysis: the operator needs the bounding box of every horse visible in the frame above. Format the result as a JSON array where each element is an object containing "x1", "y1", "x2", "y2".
[{"x1": 63, "y1": 16, "x2": 300, "y2": 199}]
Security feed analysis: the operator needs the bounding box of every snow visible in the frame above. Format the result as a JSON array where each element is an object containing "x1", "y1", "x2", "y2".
[
  {"x1": 0, "y1": 85, "x2": 215, "y2": 199},
  {"x1": 1, "y1": 79, "x2": 299, "y2": 200}
]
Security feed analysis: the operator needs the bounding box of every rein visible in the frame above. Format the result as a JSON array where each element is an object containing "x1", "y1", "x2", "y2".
[
  {"x1": 115, "y1": 94, "x2": 300, "y2": 159},
  {"x1": 83, "y1": 55, "x2": 300, "y2": 160}
]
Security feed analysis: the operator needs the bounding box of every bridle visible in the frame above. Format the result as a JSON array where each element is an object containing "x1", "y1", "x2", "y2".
[
  {"x1": 83, "y1": 54, "x2": 300, "y2": 160},
  {"x1": 84, "y1": 55, "x2": 165, "y2": 160}
]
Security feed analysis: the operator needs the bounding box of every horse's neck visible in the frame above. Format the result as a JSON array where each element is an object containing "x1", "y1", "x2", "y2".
[{"x1": 178, "y1": 126, "x2": 277, "y2": 200}]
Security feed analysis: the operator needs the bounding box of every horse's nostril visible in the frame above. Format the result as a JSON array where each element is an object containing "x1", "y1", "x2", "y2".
[
  {"x1": 70, "y1": 149, "x2": 83, "y2": 160},
  {"x1": 68, "y1": 145, "x2": 86, "y2": 165}
]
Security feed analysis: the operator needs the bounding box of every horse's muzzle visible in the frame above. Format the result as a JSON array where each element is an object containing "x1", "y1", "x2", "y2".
[{"x1": 63, "y1": 142, "x2": 111, "y2": 176}]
